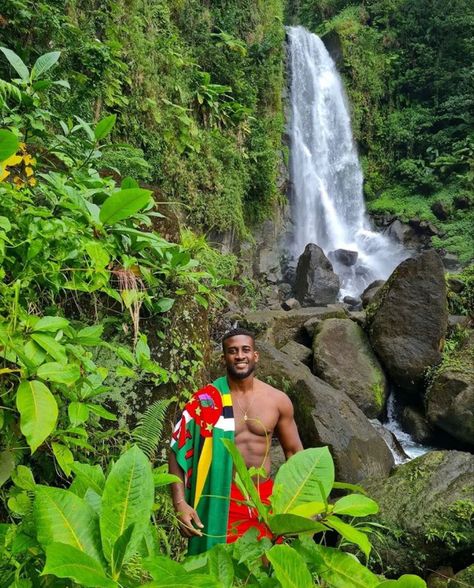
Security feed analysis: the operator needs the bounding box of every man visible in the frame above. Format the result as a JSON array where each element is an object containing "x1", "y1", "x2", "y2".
[{"x1": 169, "y1": 327, "x2": 303, "y2": 554}]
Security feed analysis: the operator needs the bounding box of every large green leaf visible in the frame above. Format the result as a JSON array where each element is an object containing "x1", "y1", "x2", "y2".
[
  {"x1": 34, "y1": 485, "x2": 103, "y2": 562},
  {"x1": 94, "y1": 115, "x2": 117, "y2": 141},
  {"x1": 377, "y1": 576, "x2": 427, "y2": 587},
  {"x1": 143, "y1": 556, "x2": 221, "y2": 587},
  {"x1": 37, "y1": 362, "x2": 81, "y2": 385},
  {"x1": 267, "y1": 544, "x2": 313, "y2": 588},
  {"x1": 207, "y1": 544, "x2": 234, "y2": 588},
  {"x1": 111, "y1": 523, "x2": 134, "y2": 579},
  {"x1": 99, "y1": 188, "x2": 152, "y2": 225},
  {"x1": 0, "y1": 450, "x2": 15, "y2": 487},
  {"x1": 297, "y1": 543, "x2": 380, "y2": 588},
  {"x1": 221, "y1": 439, "x2": 268, "y2": 523},
  {"x1": 0, "y1": 129, "x2": 19, "y2": 161},
  {"x1": 0, "y1": 47, "x2": 29, "y2": 81},
  {"x1": 30, "y1": 333, "x2": 67, "y2": 363},
  {"x1": 332, "y1": 494, "x2": 379, "y2": 517},
  {"x1": 325, "y1": 515, "x2": 372, "y2": 558},
  {"x1": 100, "y1": 445, "x2": 154, "y2": 562},
  {"x1": 16, "y1": 380, "x2": 58, "y2": 453},
  {"x1": 271, "y1": 447, "x2": 334, "y2": 514},
  {"x1": 52, "y1": 442, "x2": 74, "y2": 476},
  {"x1": 267, "y1": 513, "x2": 328, "y2": 536},
  {"x1": 33, "y1": 316, "x2": 69, "y2": 332},
  {"x1": 31, "y1": 51, "x2": 60, "y2": 80},
  {"x1": 70, "y1": 462, "x2": 105, "y2": 497},
  {"x1": 68, "y1": 401, "x2": 90, "y2": 425},
  {"x1": 42, "y1": 542, "x2": 116, "y2": 588}
]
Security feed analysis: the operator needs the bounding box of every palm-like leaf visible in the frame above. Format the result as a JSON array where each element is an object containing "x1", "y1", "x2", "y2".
[{"x1": 132, "y1": 398, "x2": 172, "y2": 460}]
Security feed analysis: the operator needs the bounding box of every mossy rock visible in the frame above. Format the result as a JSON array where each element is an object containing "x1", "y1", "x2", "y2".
[
  {"x1": 448, "y1": 564, "x2": 474, "y2": 587},
  {"x1": 364, "y1": 450, "x2": 474, "y2": 575}
]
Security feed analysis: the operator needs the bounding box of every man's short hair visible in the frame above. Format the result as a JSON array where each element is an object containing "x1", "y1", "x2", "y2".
[{"x1": 222, "y1": 328, "x2": 256, "y2": 351}]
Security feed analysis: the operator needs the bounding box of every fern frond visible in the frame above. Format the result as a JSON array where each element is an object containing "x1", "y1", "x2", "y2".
[
  {"x1": 132, "y1": 398, "x2": 172, "y2": 461},
  {"x1": 0, "y1": 80, "x2": 21, "y2": 109}
]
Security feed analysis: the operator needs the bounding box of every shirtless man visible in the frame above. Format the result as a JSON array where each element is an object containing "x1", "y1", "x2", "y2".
[{"x1": 169, "y1": 328, "x2": 303, "y2": 552}]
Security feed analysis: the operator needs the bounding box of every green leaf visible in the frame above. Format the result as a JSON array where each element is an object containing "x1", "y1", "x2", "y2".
[
  {"x1": 207, "y1": 544, "x2": 234, "y2": 588},
  {"x1": 332, "y1": 481, "x2": 367, "y2": 494},
  {"x1": 111, "y1": 523, "x2": 134, "y2": 578},
  {"x1": 94, "y1": 115, "x2": 117, "y2": 141},
  {"x1": 33, "y1": 316, "x2": 69, "y2": 332},
  {"x1": 332, "y1": 494, "x2": 379, "y2": 517},
  {"x1": 267, "y1": 544, "x2": 313, "y2": 588},
  {"x1": 70, "y1": 462, "x2": 105, "y2": 497},
  {"x1": 267, "y1": 513, "x2": 328, "y2": 536},
  {"x1": 295, "y1": 542, "x2": 380, "y2": 588},
  {"x1": 31, "y1": 51, "x2": 60, "y2": 80},
  {"x1": 99, "y1": 188, "x2": 152, "y2": 225},
  {"x1": 116, "y1": 366, "x2": 135, "y2": 378},
  {"x1": 33, "y1": 485, "x2": 102, "y2": 561},
  {"x1": 0, "y1": 450, "x2": 15, "y2": 487},
  {"x1": 156, "y1": 298, "x2": 175, "y2": 313},
  {"x1": 76, "y1": 324, "x2": 104, "y2": 346},
  {"x1": 38, "y1": 362, "x2": 81, "y2": 385},
  {"x1": 30, "y1": 333, "x2": 67, "y2": 363},
  {"x1": 42, "y1": 542, "x2": 116, "y2": 587},
  {"x1": 87, "y1": 404, "x2": 117, "y2": 421},
  {"x1": 11, "y1": 465, "x2": 35, "y2": 490},
  {"x1": 0, "y1": 47, "x2": 29, "y2": 81},
  {"x1": 86, "y1": 242, "x2": 110, "y2": 268},
  {"x1": 16, "y1": 380, "x2": 58, "y2": 453},
  {"x1": 153, "y1": 472, "x2": 181, "y2": 487},
  {"x1": 69, "y1": 402, "x2": 90, "y2": 425},
  {"x1": 325, "y1": 516, "x2": 372, "y2": 558},
  {"x1": 221, "y1": 439, "x2": 268, "y2": 523},
  {"x1": 0, "y1": 129, "x2": 19, "y2": 161},
  {"x1": 52, "y1": 442, "x2": 74, "y2": 476},
  {"x1": 289, "y1": 501, "x2": 327, "y2": 517},
  {"x1": 377, "y1": 575, "x2": 427, "y2": 587},
  {"x1": 100, "y1": 445, "x2": 154, "y2": 561},
  {"x1": 144, "y1": 555, "x2": 186, "y2": 579},
  {"x1": 34, "y1": 486, "x2": 103, "y2": 562},
  {"x1": 23, "y1": 340, "x2": 46, "y2": 368},
  {"x1": 0, "y1": 216, "x2": 11, "y2": 232},
  {"x1": 121, "y1": 177, "x2": 139, "y2": 189},
  {"x1": 271, "y1": 447, "x2": 334, "y2": 514}
]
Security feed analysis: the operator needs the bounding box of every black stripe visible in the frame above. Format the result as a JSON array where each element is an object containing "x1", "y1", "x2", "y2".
[{"x1": 223, "y1": 406, "x2": 234, "y2": 419}]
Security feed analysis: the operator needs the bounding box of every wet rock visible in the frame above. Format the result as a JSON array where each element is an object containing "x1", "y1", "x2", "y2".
[
  {"x1": 364, "y1": 451, "x2": 474, "y2": 575},
  {"x1": 313, "y1": 318, "x2": 388, "y2": 418},
  {"x1": 294, "y1": 243, "x2": 340, "y2": 306},
  {"x1": 281, "y1": 297, "x2": 300, "y2": 311},
  {"x1": 442, "y1": 253, "x2": 461, "y2": 271},
  {"x1": 239, "y1": 305, "x2": 348, "y2": 348},
  {"x1": 256, "y1": 342, "x2": 394, "y2": 483},
  {"x1": 385, "y1": 219, "x2": 417, "y2": 245},
  {"x1": 361, "y1": 280, "x2": 385, "y2": 308},
  {"x1": 367, "y1": 251, "x2": 448, "y2": 393},
  {"x1": 401, "y1": 406, "x2": 434, "y2": 444},
  {"x1": 280, "y1": 340, "x2": 312, "y2": 366},
  {"x1": 431, "y1": 201, "x2": 450, "y2": 221},
  {"x1": 426, "y1": 331, "x2": 474, "y2": 447},
  {"x1": 343, "y1": 295, "x2": 361, "y2": 309},
  {"x1": 447, "y1": 315, "x2": 471, "y2": 335},
  {"x1": 278, "y1": 282, "x2": 293, "y2": 299},
  {"x1": 369, "y1": 419, "x2": 409, "y2": 463},
  {"x1": 333, "y1": 248, "x2": 358, "y2": 266},
  {"x1": 447, "y1": 278, "x2": 465, "y2": 294},
  {"x1": 420, "y1": 220, "x2": 440, "y2": 236},
  {"x1": 453, "y1": 195, "x2": 471, "y2": 210},
  {"x1": 348, "y1": 311, "x2": 366, "y2": 328}
]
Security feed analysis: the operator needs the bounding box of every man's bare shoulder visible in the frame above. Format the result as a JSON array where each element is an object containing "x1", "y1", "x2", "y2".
[{"x1": 255, "y1": 378, "x2": 292, "y2": 407}]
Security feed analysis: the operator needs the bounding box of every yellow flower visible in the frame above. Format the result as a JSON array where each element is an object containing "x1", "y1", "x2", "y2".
[
  {"x1": 0, "y1": 166, "x2": 10, "y2": 182},
  {"x1": 13, "y1": 176, "x2": 25, "y2": 189},
  {"x1": 25, "y1": 166, "x2": 34, "y2": 177},
  {"x1": 27, "y1": 177, "x2": 37, "y2": 187},
  {"x1": 3, "y1": 153, "x2": 23, "y2": 167}
]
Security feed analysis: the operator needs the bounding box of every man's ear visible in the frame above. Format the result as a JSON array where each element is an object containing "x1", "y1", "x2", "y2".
[
  {"x1": 254, "y1": 350, "x2": 259, "y2": 363},
  {"x1": 221, "y1": 353, "x2": 226, "y2": 364}
]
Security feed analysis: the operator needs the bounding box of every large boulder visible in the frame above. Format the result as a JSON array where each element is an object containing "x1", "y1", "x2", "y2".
[
  {"x1": 312, "y1": 318, "x2": 388, "y2": 418},
  {"x1": 361, "y1": 279, "x2": 385, "y2": 308},
  {"x1": 448, "y1": 564, "x2": 474, "y2": 588},
  {"x1": 294, "y1": 243, "x2": 340, "y2": 306},
  {"x1": 426, "y1": 331, "x2": 474, "y2": 447},
  {"x1": 367, "y1": 251, "x2": 448, "y2": 392},
  {"x1": 238, "y1": 305, "x2": 348, "y2": 348},
  {"x1": 365, "y1": 451, "x2": 474, "y2": 575},
  {"x1": 256, "y1": 342, "x2": 394, "y2": 483}
]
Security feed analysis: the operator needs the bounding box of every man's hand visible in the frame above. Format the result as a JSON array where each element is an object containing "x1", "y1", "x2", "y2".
[{"x1": 174, "y1": 500, "x2": 204, "y2": 537}]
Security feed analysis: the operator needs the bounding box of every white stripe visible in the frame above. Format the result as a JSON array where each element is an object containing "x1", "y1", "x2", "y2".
[{"x1": 215, "y1": 416, "x2": 235, "y2": 432}]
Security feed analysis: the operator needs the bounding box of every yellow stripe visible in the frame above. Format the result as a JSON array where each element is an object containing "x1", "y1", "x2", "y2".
[
  {"x1": 222, "y1": 394, "x2": 232, "y2": 407},
  {"x1": 194, "y1": 436, "x2": 213, "y2": 509}
]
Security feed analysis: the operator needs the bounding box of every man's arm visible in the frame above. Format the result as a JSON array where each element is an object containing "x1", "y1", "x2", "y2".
[
  {"x1": 169, "y1": 451, "x2": 203, "y2": 537},
  {"x1": 275, "y1": 393, "x2": 304, "y2": 459}
]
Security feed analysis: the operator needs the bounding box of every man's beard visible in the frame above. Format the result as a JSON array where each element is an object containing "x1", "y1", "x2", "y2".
[{"x1": 227, "y1": 363, "x2": 255, "y2": 380}]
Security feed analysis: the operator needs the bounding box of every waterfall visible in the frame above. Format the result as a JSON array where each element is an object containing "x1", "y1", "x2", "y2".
[{"x1": 287, "y1": 26, "x2": 406, "y2": 298}]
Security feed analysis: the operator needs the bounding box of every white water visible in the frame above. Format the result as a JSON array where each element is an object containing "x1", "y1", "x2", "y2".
[{"x1": 287, "y1": 26, "x2": 406, "y2": 298}]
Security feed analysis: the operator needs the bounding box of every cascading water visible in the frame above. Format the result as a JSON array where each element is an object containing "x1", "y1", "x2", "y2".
[{"x1": 287, "y1": 26, "x2": 406, "y2": 298}]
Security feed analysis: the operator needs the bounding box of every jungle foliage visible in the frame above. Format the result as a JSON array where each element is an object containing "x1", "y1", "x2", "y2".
[
  {"x1": 288, "y1": 0, "x2": 474, "y2": 263},
  {"x1": 0, "y1": 0, "x2": 285, "y2": 237}
]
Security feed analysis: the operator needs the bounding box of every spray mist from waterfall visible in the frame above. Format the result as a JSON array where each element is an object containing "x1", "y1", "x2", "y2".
[{"x1": 287, "y1": 26, "x2": 406, "y2": 299}]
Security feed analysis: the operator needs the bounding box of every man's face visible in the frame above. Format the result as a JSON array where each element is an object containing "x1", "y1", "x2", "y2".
[{"x1": 222, "y1": 335, "x2": 258, "y2": 380}]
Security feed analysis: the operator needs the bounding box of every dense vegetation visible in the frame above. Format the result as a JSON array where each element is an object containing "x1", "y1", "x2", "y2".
[
  {"x1": 289, "y1": 0, "x2": 474, "y2": 263},
  {"x1": 1, "y1": 0, "x2": 285, "y2": 236}
]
